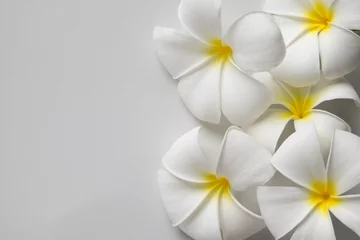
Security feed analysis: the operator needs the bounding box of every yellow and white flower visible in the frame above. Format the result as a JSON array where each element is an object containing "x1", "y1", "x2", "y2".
[
  {"x1": 154, "y1": 0, "x2": 286, "y2": 126},
  {"x1": 257, "y1": 126, "x2": 360, "y2": 240},
  {"x1": 264, "y1": 0, "x2": 360, "y2": 87},
  {"x1": 158, "y1": 126, "x2": 275, "y2": 240},
  {"x1": 246, "y1": 72, "x2": 360, "y2": 157}
]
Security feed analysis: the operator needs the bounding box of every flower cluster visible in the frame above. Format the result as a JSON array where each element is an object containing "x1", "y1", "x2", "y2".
[{"x1": 154, "y1": 0, "x2": 360, "y2": 239}]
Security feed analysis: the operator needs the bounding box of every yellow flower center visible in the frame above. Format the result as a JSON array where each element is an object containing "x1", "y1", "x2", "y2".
[
  {"x1": 281, "y1": 91, "x2": 314, "y2": 120},
  {"x1": 309, "y1": 181, "x2": 342, "y2": 215},
  {"x1": 305, "y1": 0, "x2": 334, "y2": 33},
  {"x1": 204, "y1": 173, "x2": 231, "y2": 198},
  {"x1": 207, "y1": 39, "x2": 233, "y2": 64}
]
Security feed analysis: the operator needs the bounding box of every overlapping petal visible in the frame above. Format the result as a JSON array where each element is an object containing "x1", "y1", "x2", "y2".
[
  {"x1": 294, "y1": 110, "x2": 350, "y2": 160},
  {"x1": 153, "y1": 27, "x2": 211, "y2": 79},
  {"x1": 252, "y1": 72, "x2": 294, "y2": 106},
  {"x1": 327, "y1": 130, "x2": 360, "y2": 195},
  {"x1": 245, "y1": 109, "x2": 293, "y2": 153},
  {"x1": 221, "y1": 63, "x2": 272, "y2": 127},
  {"x1": 178, "y1": 191, "x2": 222, "y2": 240},
  {"x1": 178, "y1": 0, "x2": 222, "y2": 43},
  {"x1": 332, "y1": 0, "x2": 360, "y2": 30},
  {"x1": 257, "y1": 187, "x2": 314, "y2": 240},
  {"x1": 319, "y1": 25, "x2": 360, "y2": 80},
  {"x1": 162, "y1": 127, "x2": 221, "y2": 183},
  {"x1": 271, "y1": 125, "x2": 327, "y2": 191},
  {"x1": 217, "y1": 127, "x2": 275, "y2": 191},
  {"x1": 158, "y1": 170, "x2": 213, "y2": 226},
  {"x1": 270, "y1": 32, "x2": 320, "y2": 87},
  {"x1": 263, "y1": 0, "x2": 314, "y2": 18},
  {"x1": 330, "y1": 195, "x2": 360, "y2": 237},
  {"x1": 220, "y1": 194, "x2": 265, "y2": 240},
  {"x1": 223, "y1": 12, "x2": 286, "y2": 73},
  {"x1": 272, "y1": 16, "x2": 309, "y2": 45},
  {"x1": 291, "y1": 210, "x2": 336, "y2": 240},
  {"x1": 311, "y1": 76, "x2": 360, "y2": 108},
  {"x1": 178, "y1": 63, "x2": 222, "y2": 124}
]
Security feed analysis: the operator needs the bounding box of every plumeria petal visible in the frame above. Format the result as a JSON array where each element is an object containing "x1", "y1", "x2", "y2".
[
  {"x1": 332, "y1": 0, "x2": 360, "y2": 30},
  {"x1": 272, "y1": 15, "x2": 309, "y2": 45},
  {"x1": 263, "y1": 0, "x2": 314, "y2": 18},
  {"x1": 162, "y1": 127, "x2": 221, "y2": 183},
  {"x1": 178, "y1": 63, "x2": 221, "y2": 124},
  {"x1": 253, "y1": 72, "x2": 294, "y2": 106},
  {"x1": 291, "y1": 210, "x2": 336, "y2": 240},
  {"x1": 153, "y1": 27, "x2": 211, "y2": 79},
  {"x1": 320, "y1": 24, "x2": 360, "y2": 80},
  {"x1": 221, "y1": 63, "x2": 272, "y2": 127},
  {"x1": 223, "y1": 12, "x2": 286, "y2": 72},
  {"x1": 217, "y1": 126, "x2": 275, "y2": 191},
  {"x1": 198, "y1": 126, "x2": 224, "y2": 167},
  {"x1": 311, "y1": 76, "x2": 360, "y2": 108},
  {"x1": 308, "y1": 0, "x2": 333, "y2": 8},
  {"x1": 178, "y1": 191, "x2": 222, "y2": 240},
  {"x1": 294, "y1": 110, "x2": 350, "y2": 160},
  {"x1": 245, "y1": 109, "x2": 293, "y2": 153},
  {"x1": 257, "y1": 186, "x2": 314, "y2": 240},
  {"x1": 220, "y1": 192, "x2": 265, "y2": 240},
  {"x1": 271, "y1": 32, "x2": 320, "y2": 87},
  {"x1": 330, "y1": 195, "x2": 360, "y2": 237},
  {"x1": 178, "y1": 0, "x2": 221, "y2": 43},
  {"x1": 158, "y1": 170, "x2": 213, "y2": 226},
  {"x1": 327, "y1": 130, "x2": 360, "y2": 195},
  {"x1": 272, "y1": 124, "x2": 327, "y2": 191}
]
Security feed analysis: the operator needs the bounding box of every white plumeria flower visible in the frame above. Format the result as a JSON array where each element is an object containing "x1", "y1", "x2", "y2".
[
  {"x1": 158, "y1": 126, "x2": 275, "y2": 240},
  {"x1": 154, "y1": 0, "x2": 286, "y2": 126},
  {"x1": 246, "y1": 72, "x2": 360, "y2": 158},
  {"x1": 264, "y1": 0, "x2": 360, "y2": 87},
  {"x1": 257, "y1": 126, "x2": 360, "y2": 240}
]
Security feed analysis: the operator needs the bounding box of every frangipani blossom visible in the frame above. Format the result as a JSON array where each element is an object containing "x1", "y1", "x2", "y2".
[
  {"x1": 264, "y1": 0, "x2": 360, "y2": 87},
  {"x1": 246, "y1": 72, "x2": 360, "y2": 157},
  {"x1": 158, "y1": 126, "x2": 275, "y2": 240},
  {"x1": 154, "y1": 0, "x2": 286, "y2": 126},
  {"x1": 257, "y1": 126, "x2": 360, "y2": 240}
]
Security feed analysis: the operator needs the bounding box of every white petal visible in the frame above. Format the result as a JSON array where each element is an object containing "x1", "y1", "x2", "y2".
[
  {"x1": 178, "y1": 63, "x2": 221, "y2": 123},
  {"x1": 162, "y1": 127, "x2": 220, "y2": 183},
  {"x1": 308, "y1": 0, "x2": 333, "y2": 7},
  {"x1": 273, "y1": 16, "x2": 310, "y2": 45},
  {"x1": 252, "y1": 72, "x2": 294, "y2": 106},
  {"x1": 178, "y1": 190, "x2": 222, "y2": 240},
  {"x1": 271, "y1": 32, "x2": 320, "y2": 87},
  {"x1": 220, "y1": 192, "x2": 265, "y2": 240},
  {"x1": 198, "y1": 127, "x2": 224, "y2": 168},
  {"x1": 320, "y1": 24, "x2": 360, "y2": 79},
  {"x1": 311, "y1": 76, "x2": 360, "y2": 108},
  {"x1": 327, "y1": 130, "x2": 360, "y2": 195},
  {"x1": 272, "y1": 124, "x2": 327, "y2": 191},
  {"x1": 245, "y1": 109, "x2": 293, "y2": 154},
  {"x1": 291, "y1": 210, "x2": 335, "y2": 240},
  {"x1": 178, "y1": 0, "x2": 221, "y2": 43},
  {"x1": 153, "y1": 27, "x2": 210, "y2": 79},
  {"x1": 223, "y1": 12, "x2": 286, "y2": 72},
  {"x1": 221, "y1": 63, "x2": 272, "y2": 127},
  {"x1": 332, "y1": 0, "x2": 360, "y2": 30},
  {"x1": 330, "y1": 195, "x2": 360, "y2": 237},
  {"x1": 263, "y1": 0, "x2": 314, "y2": 18},
  {"x1": 217, "y1": 126, "x2": 275, "y2": 192},
  {"x1": 158, "y1": 170, "x2": 212, "y2": 226},
  {"x1": 257, "y1": 186, "x2": 314, "y2": 240},
  {"x1": 294, "y1": 110, "x2": 351, "y2": 161}
]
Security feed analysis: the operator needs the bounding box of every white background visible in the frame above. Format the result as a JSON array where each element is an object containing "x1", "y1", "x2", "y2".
[{"x1": 1, "y1": 0, "x2": 360, "y2": 239}]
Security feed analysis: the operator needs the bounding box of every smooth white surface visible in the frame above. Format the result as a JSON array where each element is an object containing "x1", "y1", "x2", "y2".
[{"x1": 0, "y1": 0, "x2": 359, "y2": 239}]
